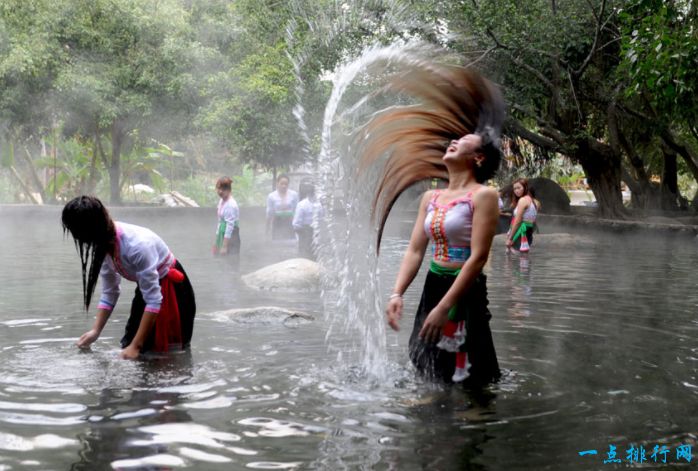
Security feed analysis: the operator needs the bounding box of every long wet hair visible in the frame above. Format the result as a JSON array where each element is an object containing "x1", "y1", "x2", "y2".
[
  {"x1": 356, "y1": 63, "x2": 505, "y2": 251},
  {"x1": 61, "y1": 196, "x2": 116, "y2": 311}
]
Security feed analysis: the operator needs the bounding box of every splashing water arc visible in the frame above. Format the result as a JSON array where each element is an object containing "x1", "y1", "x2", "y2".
[{"x1": 312, "y1": 41, "x2": 502, "y2": 381}]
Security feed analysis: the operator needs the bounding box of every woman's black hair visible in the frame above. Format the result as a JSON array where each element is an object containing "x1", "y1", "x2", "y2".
[
  {"x1": 61, "y1": 196, "x2": 116, "y2": 311},
  {"x1": 299, "y1": 179, "x2": 315, "y2": 200},
  {"x1": 473, "y1": 126, "x2": 502, "y2": 183}
]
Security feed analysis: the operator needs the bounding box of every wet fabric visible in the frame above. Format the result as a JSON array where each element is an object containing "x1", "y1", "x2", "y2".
[
  {"x1": 121, "y1": 260, "x2": 196, "y2": 353},
  {"x1": 408, "y1": 270, "x2": 500, "y2": 385},
  {"x1": 98, "y1": 222, "x2": 175, "y2": 313},
  {"x1": 216, "y1": 225, "x2": 241, "y2": 255},
  {"x1": 510, "y1": 220, "x2": 535, "y2": 250},
  {"x1": 423, "y1": 190, "x2": 475, "y2": 263},
  {"x1": 216, "y1": 197, "x2": 240, "y2": 240}
]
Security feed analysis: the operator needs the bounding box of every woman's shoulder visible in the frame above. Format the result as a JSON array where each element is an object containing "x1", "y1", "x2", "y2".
[
  {"x1": 472, "y1": 186, "x2": 498, "y2": 208},
  {"x1": 473, "y1": 185, "x2": 497, "y2": 199},
  {"x1": 518, "y1": 194, "x2": 533, "y2": 206}
]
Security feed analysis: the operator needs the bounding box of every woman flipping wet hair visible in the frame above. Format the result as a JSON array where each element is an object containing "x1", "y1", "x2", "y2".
[
  {"x1": 359, "y1": 63, "x2": 504, "y2": 385},
  {"x1": 62, "y1": 195, "x2": 196, "y2": 359}
]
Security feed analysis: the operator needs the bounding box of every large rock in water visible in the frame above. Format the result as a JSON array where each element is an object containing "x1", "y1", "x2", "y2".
[
  {"x1": 529, "y1": 177, "x2": 571, "y2": 213},
  {"x1": 209, "y1": 306, "x2": 314, "y2": 326},
  {"x1": 242, "y1": 258, "x2": 320, "y2": 291}
]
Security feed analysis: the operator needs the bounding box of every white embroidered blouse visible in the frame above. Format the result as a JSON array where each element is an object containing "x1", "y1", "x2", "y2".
[
  {"x1": 217, "y1": 196, "x2": 240, "y2": 238},
  {"x1": 292, "y1": 198, "x2": 324, "y2": 230},
  {"x1": 266, "y1": 189, "x2": 299, "y2": 219},
  {"x1": 97, "y1": 222, "x2": 175, "y2": 314}
]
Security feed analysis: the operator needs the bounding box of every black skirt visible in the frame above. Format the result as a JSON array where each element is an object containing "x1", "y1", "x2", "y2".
[
  {"x1": 408, "y1": 270, "x2": 500, "y2": 385},
  {"x1": 121, "y1": 260, "x2": 196, "y2": 352},
  {"x1": 296, "y1": 226, "x2": 315, "y2": 259},
  {"x1": 223, "y1": 226, "x2": 241, "y2": 255},
  {"x1": 271, "y1": 214, "x2": 295, "y2": 240}
]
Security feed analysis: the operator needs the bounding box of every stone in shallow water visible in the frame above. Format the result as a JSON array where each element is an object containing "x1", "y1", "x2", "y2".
[
  {"x1": 209, "y1": 307, "x2": 314, "y2": 326},
  {"x1": 242, "y1": 258, "x2": 320, "y2": 292}
]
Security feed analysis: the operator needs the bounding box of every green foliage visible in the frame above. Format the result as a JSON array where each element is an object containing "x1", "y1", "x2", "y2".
[
  {"x1": 142, "y1": 141, "x2": 185, "y2": 191},
  {"x1": 619, "y1": 0, "x2": 697, "y2": 122},
  {"x1": 32, "y1": 135, "x2": 94, "y2": 198},
  {"x1": 0, "y1": 171, "x2": 17, "y2": 202},
  {"x1": 1, "y1": 140, "x2": 14, "y2": 168},
  {"x1": 0, "y1": 0, "x2": 695, "y2": 213},
  {"x1": 175, "y1": 174, "x2": 217, "y2": 207},
  {"x1": 231, "y1": 165, "x2": 270, "y2": 206},
  {"x1": 197, "y1": 43, "x2": 305, "y2": 170}
]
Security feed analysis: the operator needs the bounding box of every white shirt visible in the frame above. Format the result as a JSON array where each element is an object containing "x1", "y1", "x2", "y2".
[
  {"x1": 266, "y1": 190, "x2": 299, "y2": 218},
  {"x1": 292, "y1": 198, "x2": 324, "y2": 230},
  {"x1": 217, "y1": 196, "x2": 240, "y2": 238},
  {"x1": 97, "y1": 222, "x2": 175, "y2": 314}
]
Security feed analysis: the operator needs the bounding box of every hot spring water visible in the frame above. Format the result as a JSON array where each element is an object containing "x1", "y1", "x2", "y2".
[{"x1": 0, "y1": 43, "x2": 696, "y2": 469}]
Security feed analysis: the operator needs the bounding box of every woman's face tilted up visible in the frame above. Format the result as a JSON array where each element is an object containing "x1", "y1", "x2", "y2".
[{"x1": 442, "y1": 133, "x2": 483, "y2": 165}]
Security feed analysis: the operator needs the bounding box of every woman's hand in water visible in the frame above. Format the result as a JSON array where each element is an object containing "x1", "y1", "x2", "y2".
[
  {"x1": 120, "y1": 344, "x2": 141, "y2": 360},
  {"x1": 386, "y1": 296, "x2": 403, "y2": 331},
  {"x1": 76, "y1": 329, "x2": 100, "y2": 349},
  {"x1": 419, "y1": 305, "x2": 449, "y2": 343}
]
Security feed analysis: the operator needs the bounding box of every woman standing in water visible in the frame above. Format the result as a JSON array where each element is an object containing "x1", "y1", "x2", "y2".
[
  {"x1": 213, "y1": 176, "x2": 241, "y2": 257},
  {"x1": 266, "y1": 174, "x2": 299, "y2": 241},
  {"x1": 359, "y1": 65, "x2": 503, "y2": 385},
  {"x1": 506, "y1": 178, "x2": 540, "y2": 253},
  {"x1": 292, "y1": 179, "x2": 324, "y2": 259},
  {"x1": 62, "y1": 196, "x2": 196, "y2": 359}
]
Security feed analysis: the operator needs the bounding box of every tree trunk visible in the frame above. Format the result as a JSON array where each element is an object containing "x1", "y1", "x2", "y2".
[
  {"x1": 575, "y1": 140, "x2": 625, "y2": 218},
  {"x1": 20, "y1": 146, "x2": 47, "y2": 203},
  {"x1": 9, "y1": 166, "x2": 41, "y2": 204},
  {"x1": 85, "y1": 129, "x2": 101, "y2": 195},
  {"x1": 110, "y1": 122, "x2": 124, "y2": 205},
  {"x1": 661, "y1": 147, "x2": 679, "y2": 210},
  {"x1": 662, "y1": 130, "x2": 698, "y2": 188}
]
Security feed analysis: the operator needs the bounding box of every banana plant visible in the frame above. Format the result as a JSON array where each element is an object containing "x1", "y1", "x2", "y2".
[{"x1": 142, "y1": 141, "x2": 185, "y2": 192}]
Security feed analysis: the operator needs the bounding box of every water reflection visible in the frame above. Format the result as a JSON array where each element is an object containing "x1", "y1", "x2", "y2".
[
  {"x1": 2, "y1": 207, "x2": 698, "y2": 469},
  {"x1": 505, "y1": 253, "x2": 533, "y2": 319},
  {"x1": 72, "y1": 353, "x2": 195, "y2": 469}
]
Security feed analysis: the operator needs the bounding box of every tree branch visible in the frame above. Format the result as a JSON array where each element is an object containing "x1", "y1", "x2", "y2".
[
  {"x1": 464, "y1": 46, "x2": 497, "y2": 68},
  {"x1": 661, "y1": 130, "x2": 698, "y2": 182},
  {"x1": 505, "y1": 117, "x2": 564, "y2": 153},
  {"x1": 502, "y1": 49, "x2": 557, "y2": 92},
  {"x1": 573, "y1": 0, "x2": 608, "y2": 77}
]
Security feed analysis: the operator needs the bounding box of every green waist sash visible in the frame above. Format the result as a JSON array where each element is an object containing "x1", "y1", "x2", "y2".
[
  {"x1": 216, "y1": 220, "x2": 239, "y2": 249},
  {"x1": 429, "y1": 260, "x2": 462, "y2": 321},
  {"x1": 511, "y1": 221, "x2": 535, "y2": 242}
]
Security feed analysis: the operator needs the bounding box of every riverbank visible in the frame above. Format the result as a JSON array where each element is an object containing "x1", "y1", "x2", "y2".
[
  {"x1": 540, "y1": 206, "x2": 698, "y2": 238},
  {"x1": 3, "y1": 203, "x2": 698, "y2": 239}
]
